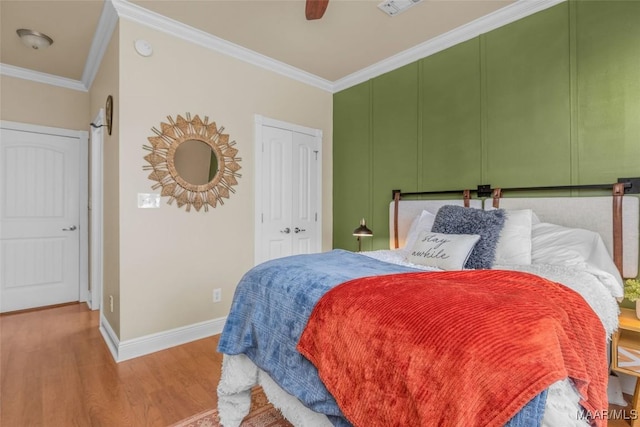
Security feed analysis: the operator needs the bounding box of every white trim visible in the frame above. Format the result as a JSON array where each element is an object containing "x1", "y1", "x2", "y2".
[
  {"x1": 0, "y1": 0, "x2": 117, "y2": 92},
  {"x1": 0, "y1": 120, "x2": 89, "y2": 310},
  {"x1": 89, "y1": 110, "x2": 105, "y2": 311},
  {"x1": 0, "y1": 120, "x2": 85, "y2": 138},
  {"x1": 82, "y1": 0, "x2": 119, "y2": 90},
  {"x1": 333, "y1": 0, "x2": 565, "y2": 92},
  {"x1": 100, "y1": 315, "x2": 227, "y2": 362},
  {"x1": 78, "y1": 130, "x2": 90, "y2": 306},
  {"x1": 254, "y1": 115, "x2": 265, "y2": 266},
  {"x1": 99, "y1": 314, "x2": 120, "y2": 361},
  {"x1": 111, "y1": 0, "x2": 333, "y2": 93},
  {"x1": 256, "y1": 115, "x2": 323, "y2": 138},
  {"x1": 0, "y1": 63, "x2": 87, "y2": 91}
]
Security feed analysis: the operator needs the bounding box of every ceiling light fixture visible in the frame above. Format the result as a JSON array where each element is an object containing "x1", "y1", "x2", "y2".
[{"x1": 16, "y1": 29, "x2": 53, "y2": 50}]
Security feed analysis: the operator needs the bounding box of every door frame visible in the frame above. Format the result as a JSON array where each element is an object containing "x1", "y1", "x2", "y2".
[
  {"x1": 90, "y1": 110, "x2": 104, "y2": 311},
  {"x1": 253, "y1": 115, "x2": 323, "y2": 265},
  {"x1": 0, "y1": 120, "x2": 89, "y2": 307}
]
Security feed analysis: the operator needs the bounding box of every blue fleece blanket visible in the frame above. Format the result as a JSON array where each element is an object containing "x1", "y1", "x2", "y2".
[{"x1": 218, "y1": 249, "x2": 547, "y2": 426}]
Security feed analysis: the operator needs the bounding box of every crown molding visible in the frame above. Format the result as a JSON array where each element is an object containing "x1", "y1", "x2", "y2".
[
  {"x1": 110, "y1": 0, "x2": 334, "y2": 93},
  {"x1": 0, "y1": 63, "x2": 87, "y2": 92},
  {"x1": 0, "y1": 0, "x2": 118, "y2": 92},
  {"x1": 0, "y1": 0, "x2": 117, "y2": 92},
  {"x1": 1, "y1": 0, "x2": 565, "y2": 94},
  {"x1": 333, "y1": 0, "x2": 566, "y2": 92},
  {"x1": 82, "y1": 0, "x2": 119, "y2": 89}
]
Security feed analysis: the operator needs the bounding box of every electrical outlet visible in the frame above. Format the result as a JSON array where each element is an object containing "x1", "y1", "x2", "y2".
[
  {"x1": 109, "y1": 295, "x2": 114, "y2": 313},
  {"x1": 213, "y1": 288, "x2": 222, "y2": 303}
]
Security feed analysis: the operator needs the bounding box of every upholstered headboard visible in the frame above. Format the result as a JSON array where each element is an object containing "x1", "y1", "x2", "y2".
[
  {"x1": 389, "y1": 191, "x2": 640, "y2": 278},
  {"x1": 493, "y1": 197, "x2": 639, "y2": 278}
]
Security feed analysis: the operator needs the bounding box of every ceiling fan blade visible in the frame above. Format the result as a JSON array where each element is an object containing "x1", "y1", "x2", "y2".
[{"x1": 306, "y1": 0, "x2": 329, "y2": 20}]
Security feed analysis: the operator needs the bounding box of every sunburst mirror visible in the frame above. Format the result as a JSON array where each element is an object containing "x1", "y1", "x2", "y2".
[{"x1": 143, "y1": 113, "x2": 241, "y2": 212}]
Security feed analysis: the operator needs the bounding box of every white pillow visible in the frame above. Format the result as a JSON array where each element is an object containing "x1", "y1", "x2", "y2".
[
  {"x1": 494, "y1": 209, "x2": 533, "y2": 265},
  {"x1": 531, "y1": 222, "x2": 624, "y2": 298},
  {"x1": 406, "y1": 230, "x2": 480, "y2": 270},
  {"x1": 403, "y1": 210, "x2": 436, "y2": 251},
  {"x1": 531, "y1": 212, "x2": 541, "y2": 224}
]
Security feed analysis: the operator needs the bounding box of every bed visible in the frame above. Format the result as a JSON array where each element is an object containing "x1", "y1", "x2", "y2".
[{"x1": 216, "y1": 182, "x2": 639, "y2": 427}]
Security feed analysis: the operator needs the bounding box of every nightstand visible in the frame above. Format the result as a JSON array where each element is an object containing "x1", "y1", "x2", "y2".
[{"x1": 612, "y1": 307, "x2": 640, "y2": 427}]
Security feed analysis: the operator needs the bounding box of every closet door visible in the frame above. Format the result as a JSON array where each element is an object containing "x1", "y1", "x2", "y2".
[
  {"x1": 291, "y1": 131, "x2": 320, "y2": 255},
  {"x1": 256, "y1": 118, "x2": 322, "y2": 264},
  {"x1": 260, "y1": 126, "x2": 294, "y2": 261}
]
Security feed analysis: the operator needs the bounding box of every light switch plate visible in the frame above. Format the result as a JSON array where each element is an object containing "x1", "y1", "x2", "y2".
[{"x1": 138, "y1": 193, "x2": 160, "y2": 208}]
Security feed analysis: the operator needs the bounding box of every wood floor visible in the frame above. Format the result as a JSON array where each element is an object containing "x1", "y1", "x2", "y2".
[
  {"x1": 609, "y1": 404, "x2": 636, "y2": 427},
  {"x1": 0, "y1": 303, "x2": 222, "y2": 427},
  {"x1": 1, "y1": 302, "x2": 637, "y2": 426}
]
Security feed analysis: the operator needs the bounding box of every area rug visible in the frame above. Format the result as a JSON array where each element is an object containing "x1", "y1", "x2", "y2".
[{"x1": 170, "y1": 386, "x2": 293, "y2": 427}]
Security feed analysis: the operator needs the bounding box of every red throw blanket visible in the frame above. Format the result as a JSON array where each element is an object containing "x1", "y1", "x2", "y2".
[{"x1": 297, "y1": 270, "x2": 607, "y2": 427}]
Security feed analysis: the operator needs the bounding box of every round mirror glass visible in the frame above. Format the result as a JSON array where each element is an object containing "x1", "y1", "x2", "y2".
[{"x1": 173, "y1": 139, "x2": 219, "y2": 186}]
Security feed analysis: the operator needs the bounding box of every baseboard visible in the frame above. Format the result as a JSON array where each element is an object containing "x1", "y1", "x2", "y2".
[
  {"x1": 99, "y1": 314, "x2": 227, "y2": 362},
  {"x1": 99, "y1": 314, "x2": 120, "y2": 361},
  {"x1": 617, "y1": 372, "x2": 638, "y2": 396}
]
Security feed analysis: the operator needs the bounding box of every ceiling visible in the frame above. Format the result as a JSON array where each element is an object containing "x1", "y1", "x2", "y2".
[{"x1": 0, "y1": 0, "x2": 529, "y2": 91}]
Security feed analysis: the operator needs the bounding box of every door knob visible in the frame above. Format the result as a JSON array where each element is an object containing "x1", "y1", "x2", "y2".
[
  {"x1": 62, "y1": 225, "x2": 77, "y2": 231},
  {"x1": 294, "y1": 227, "x2": 306, "y2": 233},
  {"x1": 280, "y1": 228, "x2": 291, "y2": 234}
]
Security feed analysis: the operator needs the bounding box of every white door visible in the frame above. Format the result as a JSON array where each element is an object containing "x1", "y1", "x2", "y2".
[
  {"x1": 255, "y1": 117, "x2": 321, "y2": 264},
  {"x1": 291, "y1": 131, "x2": 319, "y2": 255},
  {"x1": 261, "y1": 126, "x2": 293, "y2": 260},
  {"x1": 0, "y1": 128, "x2": 80, "y2": 312}
]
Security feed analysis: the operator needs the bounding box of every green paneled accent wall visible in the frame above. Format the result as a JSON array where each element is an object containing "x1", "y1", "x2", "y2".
[
  {"x1": 371, "y1": 63, "x2": 419, "y2": 250},
  {"x1": 333, "y1": 1, "x2": 640, "y2": 249},
  {"x1": 575, "y1": 0, "x2": 640, "y2": 184},
  {"x1": 333, "y1": 81, "x2": 372, "y2": 251},
  {"x1": 421, "y1": 38, "x2": 482, "y2": 191},
  {"x1": 484, "y1": 3, "x2": 571, "y2": 187}
]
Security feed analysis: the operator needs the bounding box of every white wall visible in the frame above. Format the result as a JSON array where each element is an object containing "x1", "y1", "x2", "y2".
[
  {"x1": 0, "y1": 75, "x2": 89, "y2": 130},
  {"x1": 116, "y1": 21, "x2": 333, "y2": 341},
  {"x1": 91, "y1": 23, "x2": 121, "y2": 335}
]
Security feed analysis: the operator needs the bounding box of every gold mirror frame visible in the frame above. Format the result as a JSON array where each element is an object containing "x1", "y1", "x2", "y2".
[{"x1": 143, "y1": 113, "x2": 242, "y2": 212}]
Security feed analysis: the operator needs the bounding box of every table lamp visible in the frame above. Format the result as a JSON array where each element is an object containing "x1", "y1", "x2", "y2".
[{"x1": 353, "y1": 218, "x2": 373, "y2": 252}]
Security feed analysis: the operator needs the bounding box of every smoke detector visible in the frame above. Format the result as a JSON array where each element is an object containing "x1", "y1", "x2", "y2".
[{"x1": 378, "y1": 0, "x2": 423, "y2": 16}]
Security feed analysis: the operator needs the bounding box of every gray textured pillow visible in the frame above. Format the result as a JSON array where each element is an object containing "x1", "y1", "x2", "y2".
[{"x1": 431, "y1": 205, "x2": 506, "y2": 269}]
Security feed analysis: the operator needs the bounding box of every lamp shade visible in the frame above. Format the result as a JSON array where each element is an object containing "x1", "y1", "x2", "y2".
[
  {"x1": 17, "y1": 29, "x2": 53, "y2": 50},
  {"x1": 353, "y1": 218, "x2": 373, "y2": 236}
]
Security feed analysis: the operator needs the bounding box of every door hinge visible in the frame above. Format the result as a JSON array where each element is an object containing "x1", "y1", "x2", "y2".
[
  {"x1": 315, "y1": 212, "x2": 318, "y2": 222},
  {"x1": 313, "y1": 150, "x2": 319, "y2": 160},
  {"x1": 261, "y1": 213, "x2": 264, "y2": 223}
]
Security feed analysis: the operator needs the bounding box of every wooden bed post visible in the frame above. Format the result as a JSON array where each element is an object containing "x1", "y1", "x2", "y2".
[
  {"x1": 613, "y1": 182, "x2": 625, "y2": 275},
  {"x1": 492, "y1": 188, "x2": 502, "y2": 208},
  {"x1": 463, "y1": 190, "x2": 471, "y2": 208},
  {"x1": 393, "y1": 190, "x2": 401, "y2": 249}
]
